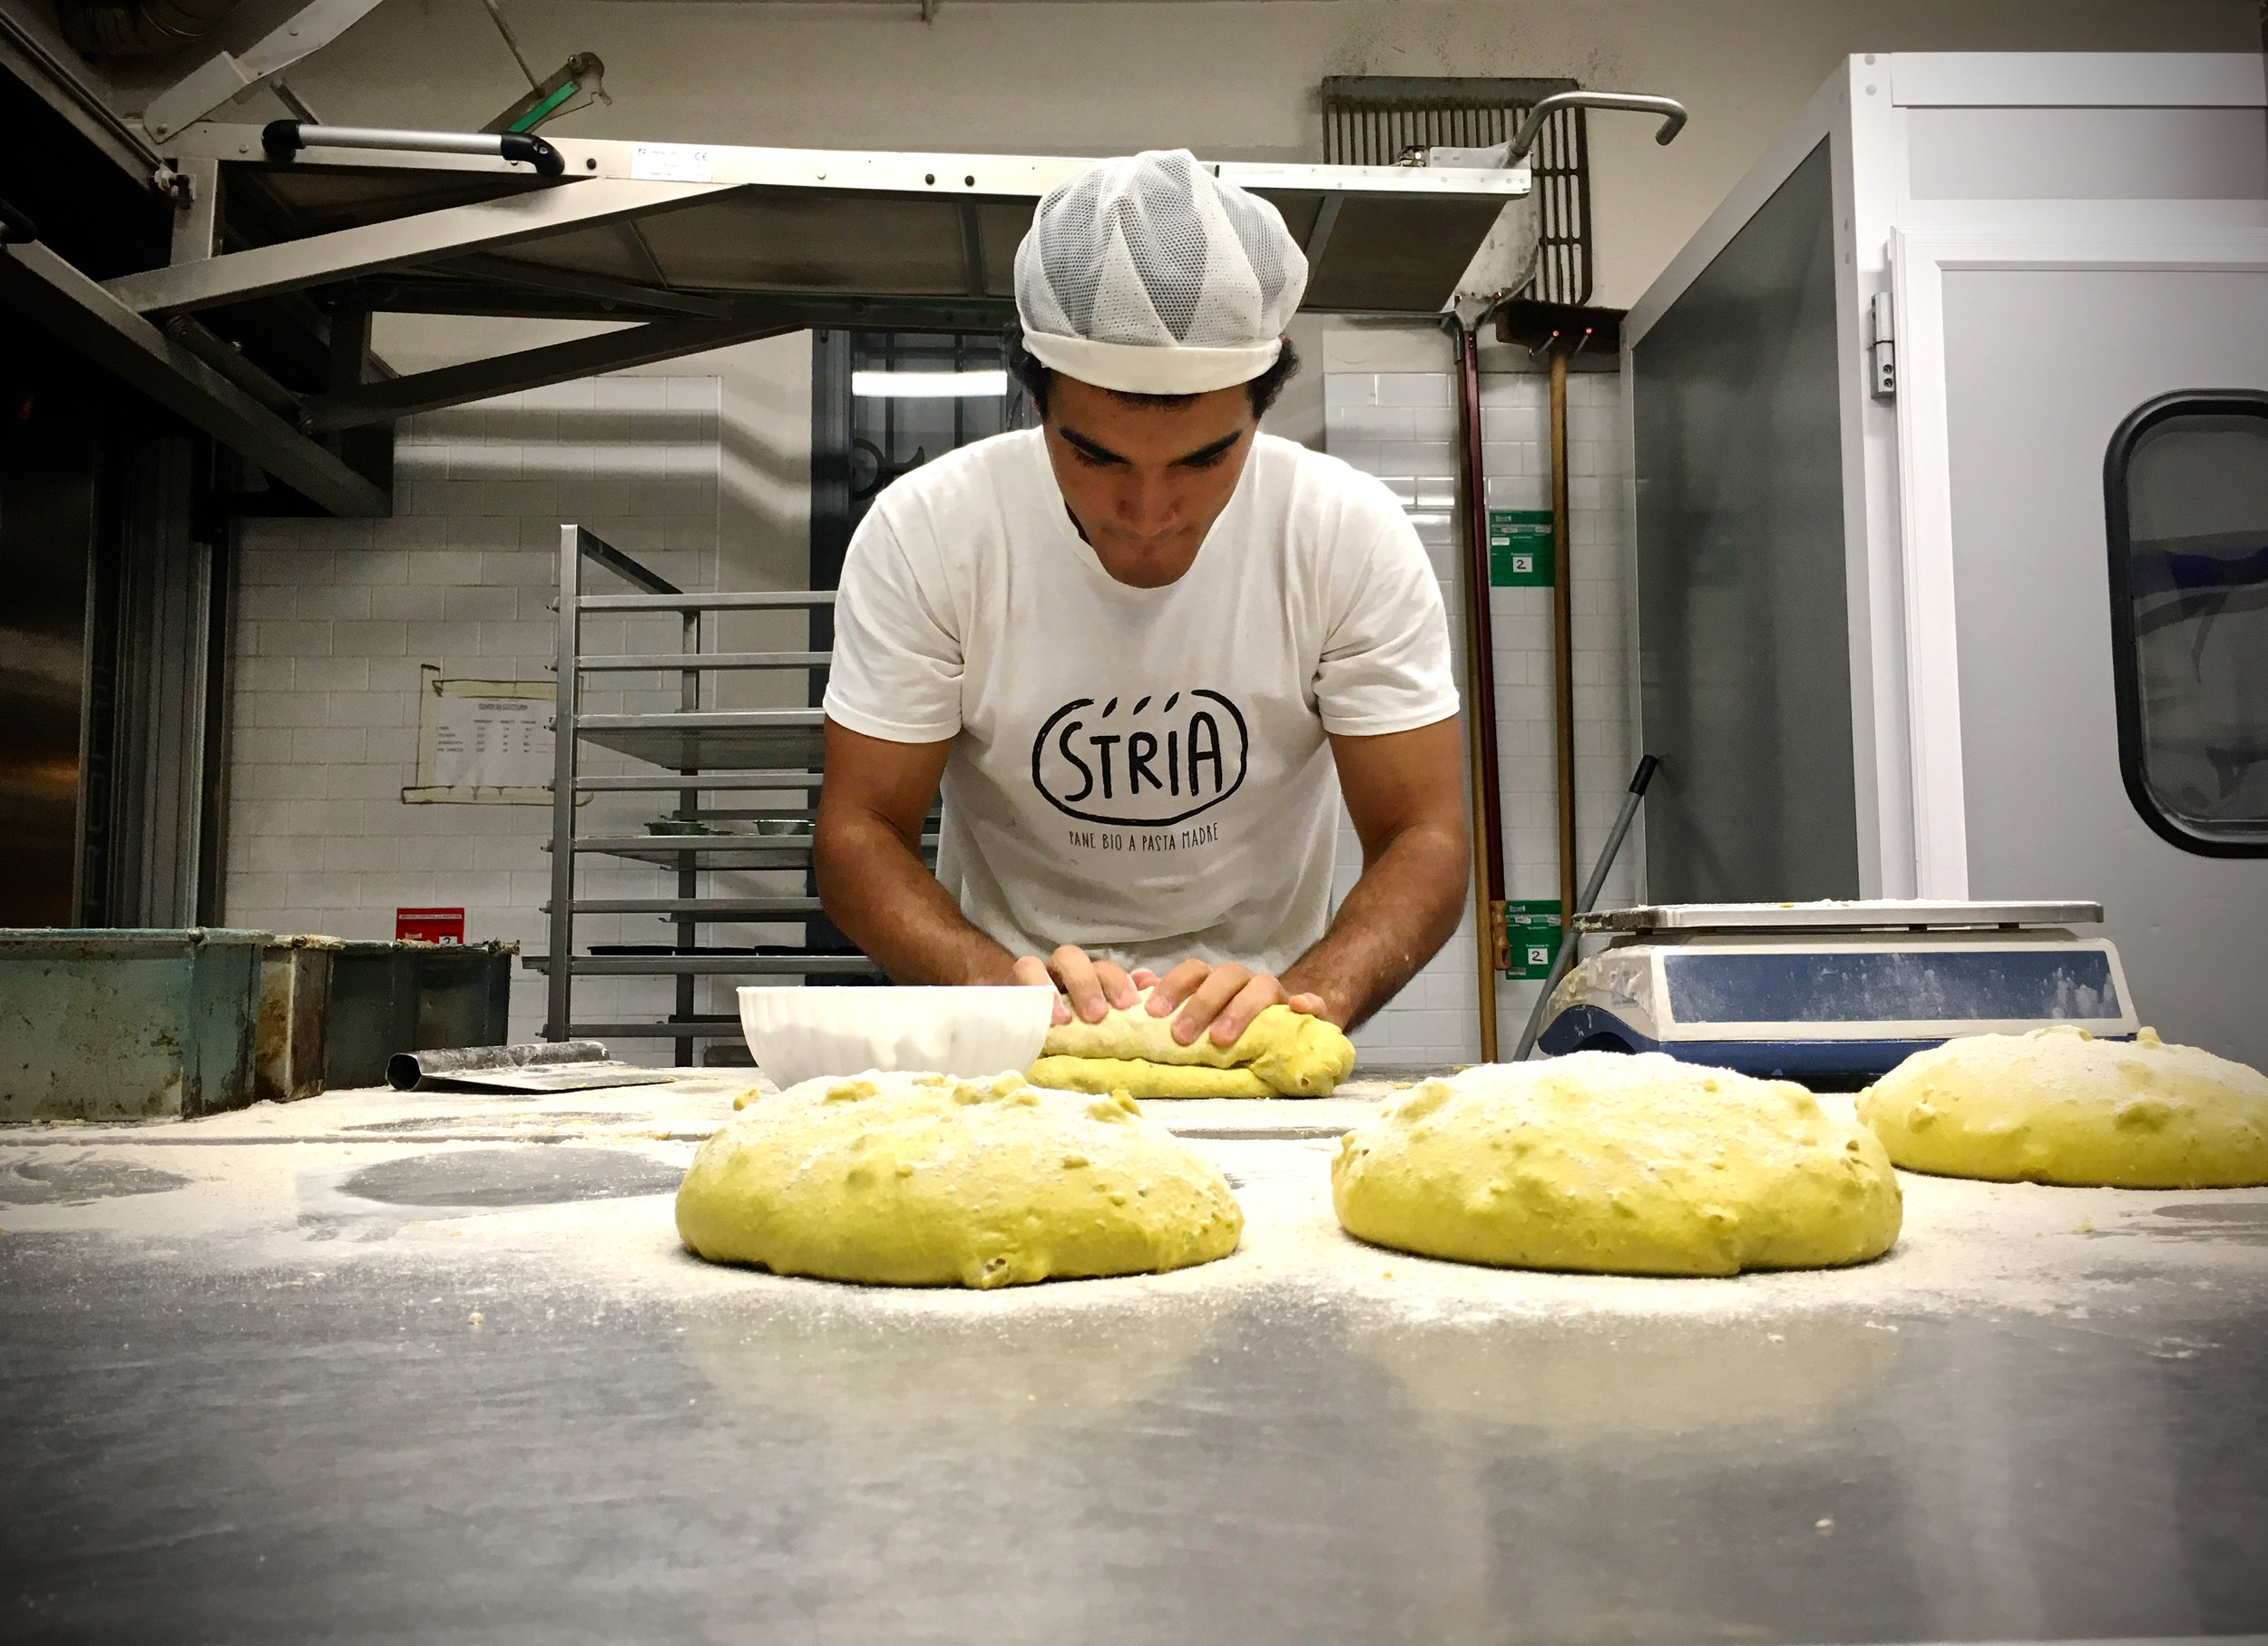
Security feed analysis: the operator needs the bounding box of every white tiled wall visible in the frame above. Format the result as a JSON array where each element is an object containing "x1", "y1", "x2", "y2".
[
  {"x1": 1325, "y1": 364, "x2": 1643, "y2": 1067},
  {"x1": 224, "y1": 376, "x2": 747, "y2": 1048}
]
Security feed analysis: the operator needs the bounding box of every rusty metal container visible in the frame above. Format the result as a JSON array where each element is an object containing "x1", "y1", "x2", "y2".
[
  {"x1": 255, "y1": 936, "x2": 343, "y2": 1103},
  {"x1": 0, "y1": 928, "x2": 271, "y2": 1121}
]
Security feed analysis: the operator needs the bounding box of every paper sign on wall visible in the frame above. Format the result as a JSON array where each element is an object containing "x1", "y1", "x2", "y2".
[{"x1": 403, "y1": 669, "x2": 556, "y2": 805}]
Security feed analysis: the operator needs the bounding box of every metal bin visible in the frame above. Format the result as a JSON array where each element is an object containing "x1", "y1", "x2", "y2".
[
  {"x1": 255, "y1": 935, "x2": 344, "y2": 1103},
  {"x1": 324, "y1": 940, "x2": 517, "y2": 1090},
  {"x1": 0, "y1": 927, "x2": 272, "y2": 1121}
]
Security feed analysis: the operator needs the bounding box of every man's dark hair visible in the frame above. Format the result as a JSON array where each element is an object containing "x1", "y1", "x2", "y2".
[{"x1": 1003, "y1": 320, "x2": 1300, "y2": 421}]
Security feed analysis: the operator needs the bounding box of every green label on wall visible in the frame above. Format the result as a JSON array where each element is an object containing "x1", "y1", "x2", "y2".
[
  {"x1": 1488, "y1": 509, "x2": 1555, "y2": 588},
  {"x1": 1503, "y1": 899, "x2": 1563, "y2": 980}
]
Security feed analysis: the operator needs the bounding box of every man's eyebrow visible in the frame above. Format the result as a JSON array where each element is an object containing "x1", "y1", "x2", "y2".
[
  {"x1": 1170, "y1": 430, "x2": 1245, "y2": 466},
  {"x1": 1056, "y1": 427, "x2": 1246, "y2": 467},
  {"x1": 1059, "y1": 427, "x2": 1128, "y2": 465}
]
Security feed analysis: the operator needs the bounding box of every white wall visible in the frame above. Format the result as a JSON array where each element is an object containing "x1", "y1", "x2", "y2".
[
  {"x1": 223, "y1": 333, "x2": 813, "y2": 1050},
  {"x1": 239, "y1": 0, "x2": 2256, "y2": 309},
  {"x1": 1321, "y1": 327, "x2": 1637, "y2": 1066}
]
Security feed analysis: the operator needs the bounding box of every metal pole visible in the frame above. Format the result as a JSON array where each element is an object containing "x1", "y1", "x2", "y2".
[
  {"x1": 675, "y1": 607, "x2": 699, "y2": 1067},
  {"x1": 545, "y1": 524, "x2": 582, "y2": 1040},
  {"x1": 1549, "y1": 342, "x2": 1576, "y2": 922},
  {"x1": 1511, "y1": 754, "x2": 1659, "y2": 1062},
  {"x1": 1451, "y1": 316, "x2": 1508, "y2": 1061}
]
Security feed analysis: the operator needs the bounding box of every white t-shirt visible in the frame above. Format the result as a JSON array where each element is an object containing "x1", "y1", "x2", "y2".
[{"x1": 823, "y1": 428, "x2": 1459, "y2": 975}]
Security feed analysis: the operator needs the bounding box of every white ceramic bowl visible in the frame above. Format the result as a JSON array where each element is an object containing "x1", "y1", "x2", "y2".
[{"x1": 736, "y1": 985, "x2": 1056, "y2": 1090}]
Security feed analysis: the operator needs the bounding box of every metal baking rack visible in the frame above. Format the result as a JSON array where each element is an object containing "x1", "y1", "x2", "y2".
[{"x1": 534, "y1": 524, "x2": 931, "y2": 1063}]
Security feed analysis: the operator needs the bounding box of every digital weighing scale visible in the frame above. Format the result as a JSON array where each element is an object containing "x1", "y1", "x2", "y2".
[{"x1": 1534, "y1": 901, "x2": 2138, "y2": 1086}]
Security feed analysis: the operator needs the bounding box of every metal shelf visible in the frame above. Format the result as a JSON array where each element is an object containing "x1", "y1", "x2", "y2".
[
  {"x1": 567, "y1": 897, "x2": 823, "y2": 917},
  {"x1": 575, "y1": 652, "x2": 832, "y2": 672},
  {"x1": 579, "y1": 591, "x2": 836, "y2": 612},
  {"x1": 572, "y1": 772, "x2": 821, "y2": 793},
  {"x1": 525, "y1": 954, "x2": 882, "y2": 976},
  {"x1": 565, "y1": 1020, "x2": 744, "y2": 1041},
  {"x1": 575, "y1": 711, "x2": 826, "y2": 773},
  {"x1": 547, "y1": 524, "x2": 882, "y2": 1056}
]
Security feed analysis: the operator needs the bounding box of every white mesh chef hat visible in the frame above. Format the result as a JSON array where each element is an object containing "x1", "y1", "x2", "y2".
[{"x1": 1014, "y1": 150, "x2": 1308, "y2": 397}]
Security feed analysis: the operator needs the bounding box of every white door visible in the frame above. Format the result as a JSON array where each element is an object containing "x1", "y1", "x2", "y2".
[{"x1": 1895, "y1": 234, "x2": 2268, "y2": 1064}]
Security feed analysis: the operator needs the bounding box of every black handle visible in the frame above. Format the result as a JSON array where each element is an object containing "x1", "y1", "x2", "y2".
[
  {"x1": 1628, "y1": 753, "x2": 1661, "y2": 796},
  {"x1": 261, "y1": 119, "x2": 304, "y2": 162},
  {"x1": 500, "y1": 132, "x2": 566, "y2": 178},
  {"x1": 0, "y1": 195, "x2": 37, "y2": 245}
]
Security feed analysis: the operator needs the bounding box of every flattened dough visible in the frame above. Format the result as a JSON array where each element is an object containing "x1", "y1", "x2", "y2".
[
  {"x1": 1331, "y1": 1053, "x2": 1901, "y2": 1277},
  {"x1": 1028, "y1": 1055, "x2": 1274, "y2": 1100},
  {"x1": 1858, "y1": 1024, "x2": 2268, "y2": 1189},
  {"x1": 1036, "y1": 988, "x2": 1354, "y2": 1097},
  {"x1": 677, "y1": 1070, "x2": 1242, "y2": 1288}
]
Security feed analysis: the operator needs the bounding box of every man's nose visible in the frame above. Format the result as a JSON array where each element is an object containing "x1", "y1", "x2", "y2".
[{"x1": 1114, "y1": 470, "x2": 1179, "y2": 535}]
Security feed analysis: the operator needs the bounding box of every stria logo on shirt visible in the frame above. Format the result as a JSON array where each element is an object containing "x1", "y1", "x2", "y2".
[{"x1": 1031, "y1": 690, "x2": 1250, "y2": 828}]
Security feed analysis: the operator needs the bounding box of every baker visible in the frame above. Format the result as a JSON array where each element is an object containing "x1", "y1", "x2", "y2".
[{"x1": 815, "y1": 149, "x2": 1469, "y2": 1053}]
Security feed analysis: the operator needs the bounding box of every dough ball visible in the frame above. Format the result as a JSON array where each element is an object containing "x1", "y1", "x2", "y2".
[
  {"x1": 1028, "y1": 1055, "x2": 1274, "y2": 1100},
  {"x1": 1858, "y1": 1025, "x2": 2268, "y2": 1189},
  {"x1": 677, "y1": 1070, "x2": 1242, "y2": 1288},
  {"x1": 1038, "y1": 989, "x2": 1354, "y2": 1096},
  {"x1": 1331, "y1": 1053, "x2": 1902, "y2": 1277}
]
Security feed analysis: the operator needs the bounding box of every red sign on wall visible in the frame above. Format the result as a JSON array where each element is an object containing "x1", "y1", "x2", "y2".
[{"x1": 396, "y1": 907, "x2": 465, "y2": 944}]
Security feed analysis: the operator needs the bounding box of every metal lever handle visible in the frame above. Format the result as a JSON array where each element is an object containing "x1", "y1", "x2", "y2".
[
  {"x1": 1509, "y1": 753, "x2": 1660, "y2": 1063},
  {"x1": 1506, "y1": 93, "x2": 1689, "y2": 163},
  {"x1": 260, "y1": 121, "x2": 566, "y2": 177}
]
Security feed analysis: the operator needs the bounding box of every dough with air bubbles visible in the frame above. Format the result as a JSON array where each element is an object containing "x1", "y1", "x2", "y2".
[
  {"x1": 1331, "y1": 1053, "x2": 1901, "y2": 1277},
  {"x1": 677, "y1": 1070, "x2": 1242, "y2": 1288},
  {"x1": 1035, "y1": 988, "x2": 1354, "y2": 1098},
  {"x1": 1858, "y1": 1024, "x2": 2268, "y2": 1189}
]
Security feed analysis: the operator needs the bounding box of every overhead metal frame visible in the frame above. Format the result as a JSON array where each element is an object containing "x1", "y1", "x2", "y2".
[
  {"x1": 10, "y1": 118, "x2": 1535, "y2": 517},
  {"x1": 0, "y1": 239, "x2": 389, "y2": 517}
]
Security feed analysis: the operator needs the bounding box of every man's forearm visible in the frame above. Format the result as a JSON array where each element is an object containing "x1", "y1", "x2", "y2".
[
  {"x1": 814, "y1": 808, "x2": 1019, "y2": 985},
  {"x1": 1283, "y1": 818, "x2": 1468, "y2": 1031}
]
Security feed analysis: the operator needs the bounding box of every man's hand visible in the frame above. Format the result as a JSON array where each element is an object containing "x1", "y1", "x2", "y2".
[
  {"x1": 1012, "y1": 945, "x2": 1142, "y2": 1029},
  {"x1": 1012, "y1": 948, "x2": 1326, "y2": 1043},
  {"x1": 1143, "y1": 958, "x2": 1329, "y2": 1047}
]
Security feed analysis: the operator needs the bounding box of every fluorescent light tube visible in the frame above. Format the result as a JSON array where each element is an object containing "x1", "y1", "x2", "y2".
[{"x1": 851, "y1": 370, "x2": 1009, "y2": 399}]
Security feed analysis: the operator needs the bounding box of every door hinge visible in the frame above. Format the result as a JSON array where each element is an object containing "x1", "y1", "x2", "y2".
[{"x1": 1868, "y1": 290, "x2": 1896, "y2": 400}]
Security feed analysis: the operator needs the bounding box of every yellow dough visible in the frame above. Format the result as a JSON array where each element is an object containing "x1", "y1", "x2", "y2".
[
  {"x1": 1331, "y1": 1053, "x2": 1902, "y2": 1277},
  {"x1": 1035, "y1": 988, "x2": 1354, "y2": 1097},
  {"x1": 677, "y1": 1070, "x2": 1242, "y2": 1288},
  {"x1": 1858, "y1": 1024, "x2": 2268, "y2": 1189},
  {"x1": 1028, "y1": 1055, "x2": 1275, "y2": 1100}
]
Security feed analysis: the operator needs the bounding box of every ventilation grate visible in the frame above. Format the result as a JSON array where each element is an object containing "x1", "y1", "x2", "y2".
[{"x1": 1319, "y1": 75, "x2": 1592, "y2": 307}]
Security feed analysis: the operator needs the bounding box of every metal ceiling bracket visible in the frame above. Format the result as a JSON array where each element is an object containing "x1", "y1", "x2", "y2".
[
  {"x1": 301, "y1": 311, "x2": 799, "y2": 429},
  {"x1": 0, "y1": 240, "x2": 386, "y2": 516},
  {"x1": 445, "y1": 251, "x2": 735, "y2": 317},
  {"x1": 103, "y1": 176, "x2": 728, "y2": 317},
  {"x1": 142, "y1": 0, "x2": 395, "y2": 142},
  {"x1": 1303, "y1": 194, "x2": 1344, "y2": 263},
  {"x1": 168, "y1": 158, "x2": 222, "y2": 264}
]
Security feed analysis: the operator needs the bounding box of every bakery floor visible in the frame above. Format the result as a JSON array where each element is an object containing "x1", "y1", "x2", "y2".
[{"x1": 4, "y1": 1073, "x2": 2266, "y2": 1644}]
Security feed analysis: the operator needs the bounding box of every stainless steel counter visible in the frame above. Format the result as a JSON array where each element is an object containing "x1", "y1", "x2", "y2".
[{"x1": 3, "y1": 1075, "x2": 2264, "y2": 1642}]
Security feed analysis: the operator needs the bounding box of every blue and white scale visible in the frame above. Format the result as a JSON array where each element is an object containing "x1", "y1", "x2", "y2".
[{"x1": 1535, "y1": 901, "x2": 2137, "y2": 1085}]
